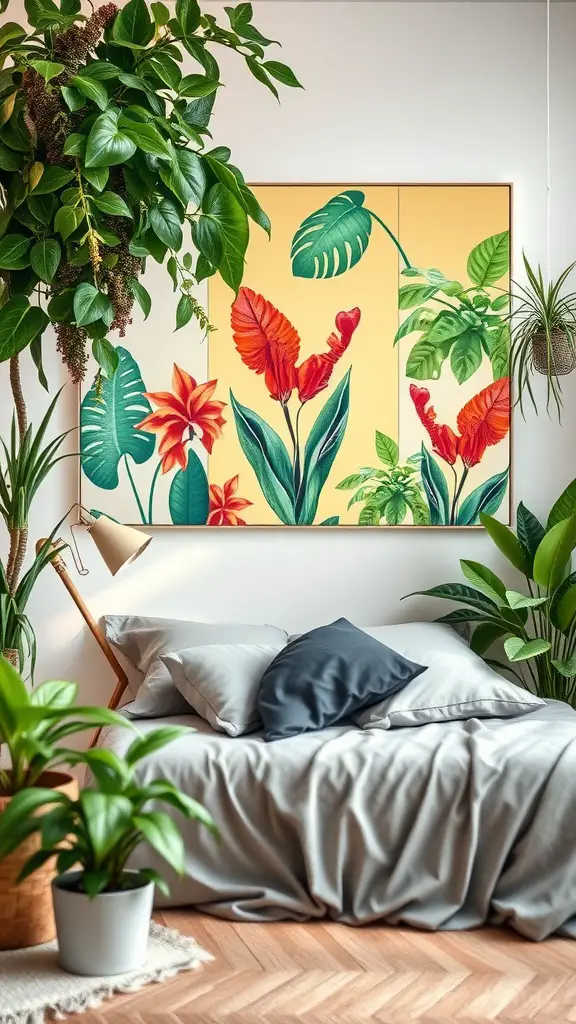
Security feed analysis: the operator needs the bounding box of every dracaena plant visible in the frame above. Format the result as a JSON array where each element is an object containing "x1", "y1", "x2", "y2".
[
  {"x1": 0, "y1": 722, "x2": 217, "y2": 897},
  {"x1": 0, "y1": 653, "x2": 129, "y2": 794},
  {"x1": 404, "y1": 478, "x2": 576, "y2": 706},
  {"x1": 0, "y1": 0, "x2": 300, "y2": 388}
]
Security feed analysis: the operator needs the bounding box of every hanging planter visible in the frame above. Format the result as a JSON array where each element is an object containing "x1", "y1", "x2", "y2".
[{"x1": 510, "y1": 256, "x2": 576, "y2": 419}]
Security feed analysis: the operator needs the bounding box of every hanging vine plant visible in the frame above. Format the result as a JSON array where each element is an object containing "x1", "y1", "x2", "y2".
[{"x1": 0, "y1": 0, "x2": 301, "y2": 387}]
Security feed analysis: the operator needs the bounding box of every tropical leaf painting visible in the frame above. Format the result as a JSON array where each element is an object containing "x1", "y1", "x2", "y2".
[{"x1": 80, "y1": 184, "x2": 511, "y2": 526}]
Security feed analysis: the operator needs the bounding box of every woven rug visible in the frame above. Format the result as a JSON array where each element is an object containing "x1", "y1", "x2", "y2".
[{"x1": 0, "y1": 921, "x2": 213, "y2": 1024}]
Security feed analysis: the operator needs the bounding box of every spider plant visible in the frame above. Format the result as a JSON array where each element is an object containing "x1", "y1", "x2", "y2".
[{"x1": 510, "y1": 256, "x2": 576, "y2": 419}]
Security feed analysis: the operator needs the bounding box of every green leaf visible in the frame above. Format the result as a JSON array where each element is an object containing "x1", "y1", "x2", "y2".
[
  {"x1": 32, "y1": 679, "x2": 77, "y2": 707},
  {"x1": 92, "y1": 337, "x2": 119, "y2": 379},
  {"x1": 30, "y1": 165, "x2": 74, "y2": 194},
  {"x1": 0, "y1": 139, "x2": 23, "y2": 171},
  {"x1": 405, "y1": 336, "x2": 448, "y2": 381},
  {"x1": 425, "y1": 310, "x2": 470, "y2": 345},
  {"x1": 168, "y1": 448, "x2": 209, "y2": 525},
  {"x1": 480, "y1": 513, "x2": 531, "y2": 576},
  {"x1": 420, "y1": 444, "x2": 449, "y2": 525},
  {"x1": 193, "y1": 215, "x2": 223, "y2": 267},
  {"x1": 320, "y1": 516, "x2": 339, "y2": 526},
  {"x1": 63, "y1": 133, "x2": 87, "y2": 158},
  {"x1": 73, "y1": 282, "x2": 113, "y2": 328},
  {"x1": 470, "y1": 621, "x2": 508, "y2": 656},
  {"x1": 160, "y1": 147, "x2": 206, "y2": 208},
  {"x1": 126, "y1": 726, "x2": 190, "y2": 766},
  {"x1": 132, "y1": 812, "x2": 185, "y2": 876},
  {"x1": 30, "y1": 335, "x2": 48, "y2": 391},
  {"x1": 547, "y1": 478, "x2": 576, "y2": 529},
  {"x1": 179, "y1": 74, "x2": 221, "y2": 99},
  {"x1": 175, "y1": 294, "x2": 194, "y2": 330},
  {"x1": 149, "y1": 198, "x2": 183, "y2": 249},
  {"x1": 374, "y1": 432, "x2": 398, "y2": 468},
  {"x1": 92, "y1": 191, "x2": 132, "y2": 218},
  {"x1": 484, "y1": 325, "x2": 509, "y2": 381},
  {"x1": 85, "y1": 109, "x2": 137, "y2": 168},
  {"x1": 403, "y1": 582, "x2": 499, "y2": 614},
  {"x1": 151, "y1": 1, "x2": 170, "y2": 26},
  {"x1": 491, "y1": 294, "x2": 509, "y2": 311},
  {"x1": 202, "y1": 184, "x2": 248, "y2": 293},
  {"x1": 47, "y1": 288, "x2": 75, "y2": 322},
  {"x1": 139, "y1": 867, "x2": 170, "y2": 897},
  {"x1": 118, "y1": 116, "x2": 171, "y2": 160},
  {"x1": 82, "y1": 165, "x2": 109, "y2": 191},
  {"x1": 71, "y1": 75, "x2": 108, "y2": 111},
  {"x1": 385, "y1": 491, "x2": 407, "y2": 525},
  {"x1": 394, "y1": 306, "x2": 435, "y2": 345},
  {"x1": 533, "y1": 515, "x2": 576, "y2": 591},
  {"x1": 291, "y1": 190, "x2": 372, "y2": 280},
  {"x1": 504, "y1": 636, "x2": 551, "y2": 663},
  {"x1": 505, "y1": 590, "x2": 548, "y2": 610},
  {"x1": 467, "y1": 231, "x2": 509, "y2": 287},
  {"x1": 176, "y1": 0, "x2": 201, "y2": 34},
  {"x1": 227, "y1": 165, "x2": 270, "y2": 237},
  {"x1": 80, "y1": 791, "x2": 133, "y2": 864},
  {"x1": 0, "y1": 296, "x2": 48, "y2": 361},
  {"x1": 337, "y1": 473, "x2": 369, "y2": 490},
  {"x1": 262, "y1": 60, "x2": 303, "y2": 88},
  {"x1": 0, "y1": 788, "x2": 62, "y2": 858},
  {"x1": 550, "y1": 572, "x2": 576, "y2": 632},
  {"x1": 230, "y1": 390, "x2": 295, "y2": 524},
  {"x1": 81, "y1": 346, "x2": 154, "y2": 490},
  {"x1": 456, "y1": 469, "x2": 509, "y2": 526},
  {"x1": 245, "y1": 56, "x2": 279, "y2": 99},
  {"x1": 0, "y1": 234, "x2": 31, "y2": 270},
  {"x1": 81, "y1": 61, "x2": 123, "y2": 81},
  {"x1": 29, "y1": 59, "x2": 65, "y2": 82},
  {"x1": 30, "y1": 238, "x2": 61, "y2": 284},
  {"x1": 202, "y1": 153, "x2": 246, "y2": 207},
  {"x1": 398, "y1": 283, "x2": 438, "y2": 310},
  {"x1": 460, "y1": 560, "x2": 506, "y2": 605},
  {"x1": 450, "y1": 329, "x2": 483, "y2": 384},
  {"x1": 113, "y1": 0, "x2": 154, "y2": 48},
  {"x1": 297, "y1": 370, "x2": 350, "y2": 525},
  {"x1": 128, "y1": 277, "x2": 151, "y2": 319},
  {"x1": 61, "y1": 85, "x2": 85, "y2": 112},
  {"x1": 552, "y1": 657, "x2": 576, "y2": 678},
  {"x1": 516, "y1": 502, "x2": 545, "y2": 563},
  {"x1": 54, "y1": 205, "x2": 83, "y2": 241},
  {"x1": 143, "y1": 53, "x2": 182, "y2": 91}
]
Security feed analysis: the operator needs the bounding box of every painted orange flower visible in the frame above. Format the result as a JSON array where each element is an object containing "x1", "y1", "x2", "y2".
[
  {"x1": 136, "y1": 364, "x2": 226, "y2": 474},
  {"x1": 231, "y1": 287, "x2": 360, "y2": 404},
  {"x1": 207, "y1": 475, "x2": 252, "y2": 526},
  {"x1": 410, "y1": 377, "x2": 510, "y2": 468}
]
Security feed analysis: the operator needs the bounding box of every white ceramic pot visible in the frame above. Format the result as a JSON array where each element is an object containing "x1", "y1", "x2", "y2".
[{"x1": 52, "y1": 871, "x2": 154, "y2": 976}]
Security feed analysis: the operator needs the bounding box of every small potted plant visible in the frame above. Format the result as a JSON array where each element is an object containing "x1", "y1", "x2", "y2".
[
  {"x1": 510, "y1": 255, "x2": 576, "y2": 419},
  {"x1": 0, "y1": 722, "x2": 216, "y2": 975},
  {"x1": 0, "y1": 654, "x2": 128, "y2": 950}
]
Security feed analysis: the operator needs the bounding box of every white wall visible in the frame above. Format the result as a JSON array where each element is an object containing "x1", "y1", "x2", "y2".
[{"x1": 2, "y1": 1, "x2": 576, "y2": 702}]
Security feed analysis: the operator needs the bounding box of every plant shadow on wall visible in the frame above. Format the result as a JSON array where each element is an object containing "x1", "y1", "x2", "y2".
[{"x1": 289, "y1": 189, "x2": 512, "y2": 526}]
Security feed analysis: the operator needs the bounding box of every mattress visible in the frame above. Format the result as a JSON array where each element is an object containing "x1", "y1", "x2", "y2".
[{"x1": 99, "y1": 699, "x2": 576, "y2": 939}]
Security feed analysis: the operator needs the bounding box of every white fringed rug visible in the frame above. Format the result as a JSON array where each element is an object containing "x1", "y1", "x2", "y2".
[{"x1": 0, "y1": 921, "x2": 213, "y2": 1024}]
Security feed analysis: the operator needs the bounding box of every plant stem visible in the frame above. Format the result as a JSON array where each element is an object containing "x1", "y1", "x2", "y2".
[
  {"x1": 449, "y1": 466, "x2": 468, "y2": 525},
  {"x1": 147, "y1": 461, "x2": 162, "y2": 526},
  {"x1": 123, "y1": 455, "x2": 147, "y2": 524},
  {"x1": 282, "y1": 402, "x2": 300, "y2": 494},
  {"x1": 365, "y1": 210, "x2": 411, "y2": 269}
]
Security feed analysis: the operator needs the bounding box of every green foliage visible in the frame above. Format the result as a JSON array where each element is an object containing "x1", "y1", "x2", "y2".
[
  {"x1": 169, "y1": 448, "x2": 209, "y2": 525},
  {"x1": 230, "y1": 391, "x2": 295, "y2": 525},
  {"x1": 336, "y1": 432, "x2": 428, "y2": 526},
  {"x1": 404, "y1": 481, "x2": 576, "y2": 706},
  {"x1": 0, "y1": 719, "x2": 217, "y2": 897},
  {"x1": 297, "y1": 370, "x2": 350, "y2": 525},
  {"x1": 0, "y1": 0, "x2": 299, "y2": 383}
]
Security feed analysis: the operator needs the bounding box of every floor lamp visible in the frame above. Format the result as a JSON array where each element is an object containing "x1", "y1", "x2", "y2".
[{"x1": 37, "y1": 507, "x2": 152, "y2": 731}]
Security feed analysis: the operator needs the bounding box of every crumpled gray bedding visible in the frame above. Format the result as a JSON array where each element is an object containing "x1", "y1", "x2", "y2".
[{"x1": 99, "y1": 699, "x2": 576, "y2": 940}]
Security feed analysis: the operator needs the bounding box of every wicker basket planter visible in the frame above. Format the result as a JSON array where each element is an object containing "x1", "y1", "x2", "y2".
[
  {"x1": 532, "y1": 330, "x2": 576, "y2": 376},
  {"x1": 1, "y1": 649, "x2": 18, "y2": 668},
  {"x1": 0, "y1": 771, "x2": 78, "y2": 950}
]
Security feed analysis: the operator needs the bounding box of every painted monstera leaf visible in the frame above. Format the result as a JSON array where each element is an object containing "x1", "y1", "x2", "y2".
[
  {"x1": 169, "y1": 448, "x2": 209, "y2": 525},
  {"x1": 80, "y1": 346, "x2": 154, "y2": 489},
  {"x1": 290, "y1": 190, "x2": 372, "y2": 279}
]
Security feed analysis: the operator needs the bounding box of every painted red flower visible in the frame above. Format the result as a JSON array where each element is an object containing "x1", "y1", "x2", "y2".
[
  {"x1": 410, "y1": 377, "x2": 510, "y2": 467},
  {"x1": 136, "y1": 364, "x2": 226, "y2": 474},
  {"x1": 231, "y1": 287, "x2": 360, "y2": 404},
  {"x1": 207, "y1": 476, "x2": 252, "y2": 526}
]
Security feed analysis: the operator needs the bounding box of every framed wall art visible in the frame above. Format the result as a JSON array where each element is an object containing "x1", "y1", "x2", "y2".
[{"x1": 79, "y1": 183, "x2": 512, "y2": 527}]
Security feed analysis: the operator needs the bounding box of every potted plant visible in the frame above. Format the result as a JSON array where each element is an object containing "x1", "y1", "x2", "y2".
[
  {"x1": 404, "y1": 476, "x2": 576, "y2": 706},
  {"x1": 0, "y1": 654, "x2": 129, "y2": 949},
  {"x1": 510, "y1": 256, "x2": 576, "y2": 418},
  {"x1": 0, "y1": 721, "x2": 216, "y2": 975}
]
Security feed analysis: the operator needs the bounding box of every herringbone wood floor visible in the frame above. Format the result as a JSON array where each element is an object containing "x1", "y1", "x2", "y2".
[{"x1": 75, "y1": 911, "x2": 576, "y2": 1023}]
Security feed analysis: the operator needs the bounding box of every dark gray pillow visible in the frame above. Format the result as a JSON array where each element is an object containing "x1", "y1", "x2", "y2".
[{"x1": 257, "y1": 617, "x2": 426, "y2": 741}]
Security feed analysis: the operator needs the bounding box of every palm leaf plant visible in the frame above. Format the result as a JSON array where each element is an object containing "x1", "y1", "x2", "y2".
[
  {"x1": 510, "y1": 256, "x2": 576, "y2": 419},
  {"x1": 404, "y1": 477, "x2": 576, "y2": 706}
]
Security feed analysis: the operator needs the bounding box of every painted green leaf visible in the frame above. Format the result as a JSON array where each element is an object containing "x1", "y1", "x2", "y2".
[
  {"x1": 533, "y1": 515, "x2": 576, "y2": 592},
  {"x1": 160, "y1": 148, "x2": 206, "y2": 208},
  {"x1": 550, "y1": 572, "x2": 576, "y2": 632},
  {"x1": 504, "y1": 636, "x2": 551, "y2": 662},
  {"x1": 467, "y1": 231, "x2": 509, "y2": 287},
  {"x1": 516, "y1": 502, "x2": 545, "y2": 564},
  {"x1": 0, "y1": 234, "x2": 31, "y2": 270},
  {"x1": 460, "y1": 559, "x2": 506, "y2": 604},
  {"x1": 405, "y1": 489, "x2": 430, "y2": 525},
  {"x1": 169, "y1": 448, "x2": 209, "y2": 525},
  {"x1": 0, "y1": 297, "x2": 49, "y2": 362},
  {"x1": 375, "y1": 431, "x2": 398, "y2": 468},
  {"x1": 230, "y1": 390, "x2": 295, "y2": 524},
  {"x1": 450, "y1": 329, "x2": 483, "y2": 384},
  {"x1": 405, "y1": 336, "x2": 448, "y2": 381},
  {"x1": 359, "y1": 502, "x2": 382, "y2": 526},
  {"x1": 291, "y1": 190, "x2": 372, "y2": 280},
  {"x1": 297, "y1": 369, "x2": 350, "y2": 525},
  {"x1": 385, "y1": 492, "x2": 407, "y2": 525},
  {"x1": 456, "y1": 469, "x2": 509, "y2": 525},
  {"x1": 393, "y1": 306, "x2": 435, "y2": 345},
  {"x1": 30, "y1": 165, "x2": 74, "y2": 194},
  {"x1": 71, "y1": 75, "x2": 108, "y2": 111},
  {"x1": 547, "y1": 478, "x2": 576, "y2": 530},
  {"x1": 480, "y1": 513, "x2": 531, "y2": 576},
  {"x1": 85, "y1": 109, "x2": 137, "y2": 169},
  {"x1": 149, "y1": 198, "x2": 183, "y2": 249},
  {"x1": 113, "y1": 0, "x2": 154, "y2": 47},
  {"x1": 425, "y1": 310, "x2": 470, "y2": 345},
  {"x1": 484, "y1": 325, "x2": 509, "y2": 381},
  {"x1": 73, "y1": 282, "x2": 113, "y2": 327},
  {"x1": 398, "y1": 284, "x2": 438, "y2": 310},
  {"x1": 30, "y1": 238, "x2": 61, "y2": 283},
  {"x1": 348, "y1": 486, "x2": 375, "y2": 509},
  {"x1": 319, "y1": 516, "x2": 339, "y2": 526},
  {"x1": 202, "y1": 184, "x2": 248, "y2": 294},
  {"x1": 552, "y1": 657, "x2": 576, "y2": 678},
  {"x1": 80, "y1": 346, "x2": 154, "y2": 490},
  {"x1": 336, "y1": 473, "x2": 368, "y2": 490},
  {"x1": 505, "y1": 590, "x2": 548, "y2": 610},
  {"x1": 419, "y1": 444, "x2": 449, "y2": 525}
]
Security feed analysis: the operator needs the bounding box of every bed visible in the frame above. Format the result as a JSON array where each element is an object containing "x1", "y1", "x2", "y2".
[{"x1": 99, "y1": 698, "x2": 576, "y2": 941}]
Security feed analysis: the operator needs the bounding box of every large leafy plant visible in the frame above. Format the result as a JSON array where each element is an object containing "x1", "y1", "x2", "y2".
[
  {"x1": 405, "y1": 478, "x2": 576, "y2": 705},
  {"x1": 0, "y1": 653, "x2": 129, "y2": 794},
  {"x1": 0, "y1": 0, "x2": 300, "y2": 386},
  {"x1": 336, "y1": 433, "x2": 429, "y2": 526},
  {"x1": 0, "y1": 722, "x2": 217, "y2": 897}
]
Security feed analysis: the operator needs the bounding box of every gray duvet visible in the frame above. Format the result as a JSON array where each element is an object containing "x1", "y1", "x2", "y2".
[{"x1": 100, "y1": 699, "x2": 576, "y2": 940}]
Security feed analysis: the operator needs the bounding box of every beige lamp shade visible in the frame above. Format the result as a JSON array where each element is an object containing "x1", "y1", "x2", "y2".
[{"x1": 87, "y1": 516, "x2": 152, "y2": 576}]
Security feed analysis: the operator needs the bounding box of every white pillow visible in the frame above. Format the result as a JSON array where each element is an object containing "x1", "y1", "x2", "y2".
[
  {"x1": 162, "y1": 643, "x2": 284, "y2": 736},
  {"x1": 352, "y1": 622, "x2": 545, "y2": 729}
]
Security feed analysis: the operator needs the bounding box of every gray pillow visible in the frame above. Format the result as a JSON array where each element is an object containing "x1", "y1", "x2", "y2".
[
  {"x1": 258, "y1": 617, "x2": 426, "y2": 741},
  {"x1": 162, "y1": 643, "x2": 284, "y2": 736},
  {"x1": 104, "y1": 614, "x2": 288, "y2": 717},
  {"x1": 351, "y1": 622, "x2": 545, "y2": 729}
]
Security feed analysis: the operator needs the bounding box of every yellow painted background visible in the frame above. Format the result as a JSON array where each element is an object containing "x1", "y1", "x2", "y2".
[{"x1": 208, "y1": 184, "x2": 511, "y2": 526}]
